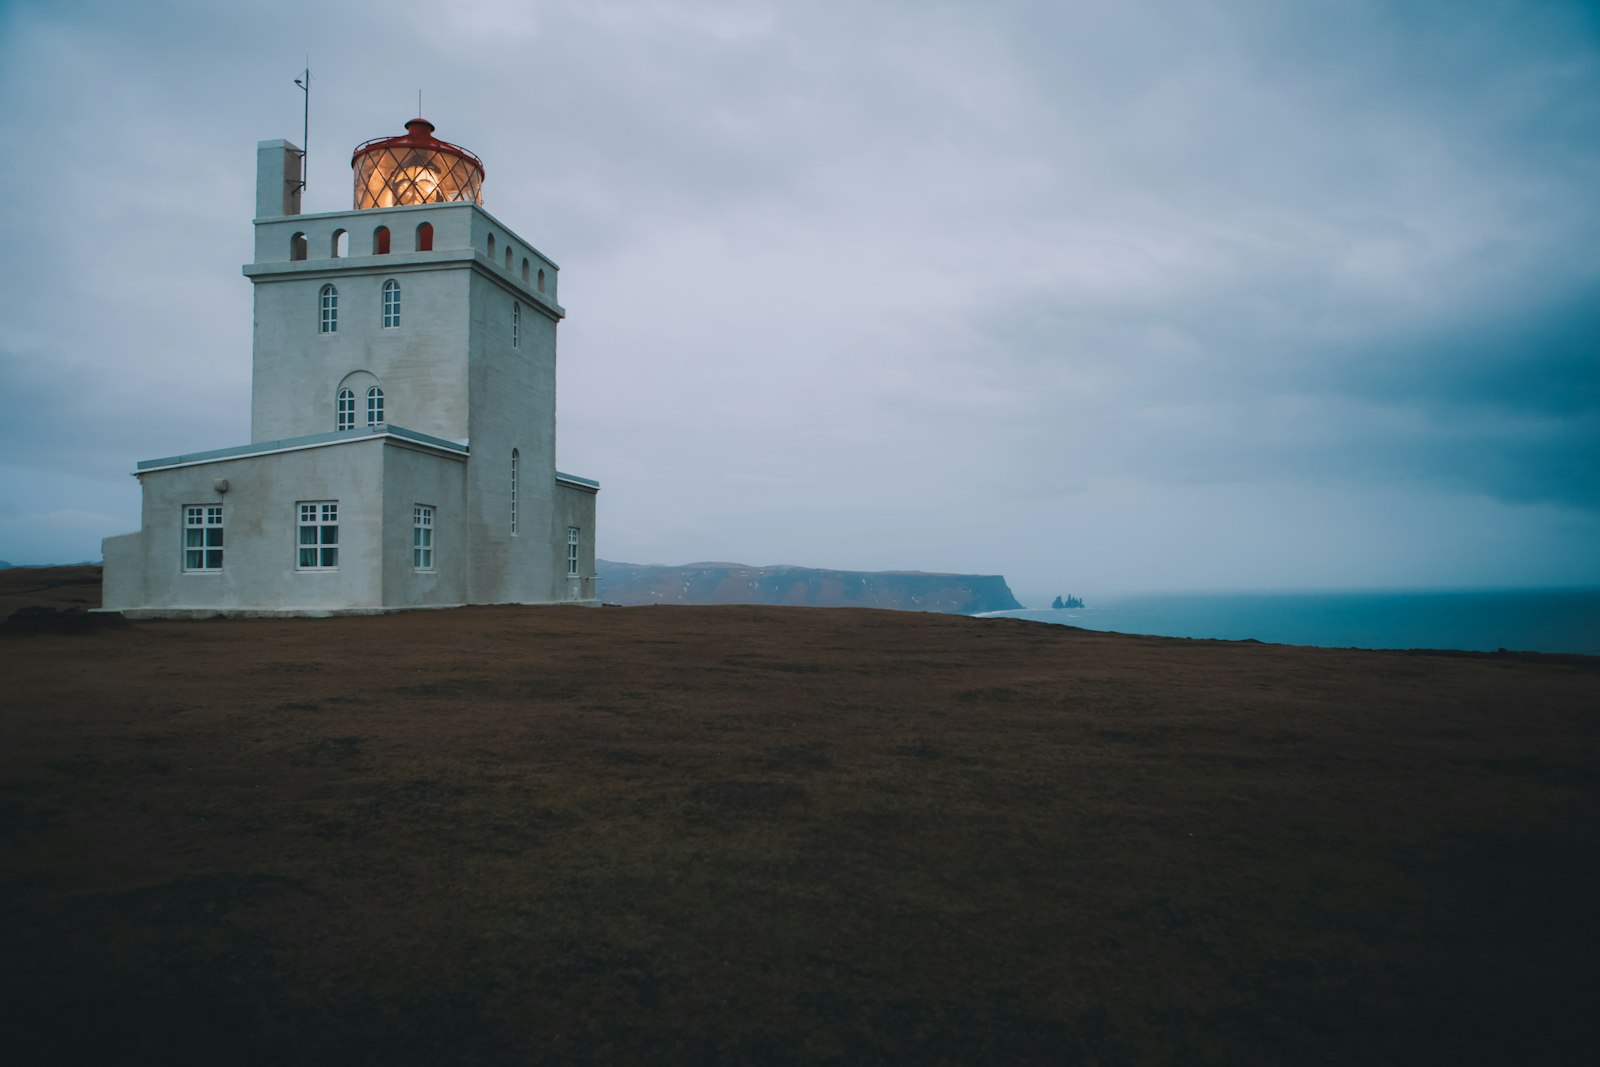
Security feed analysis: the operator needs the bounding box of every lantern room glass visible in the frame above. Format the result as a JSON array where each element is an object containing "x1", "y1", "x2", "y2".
[{"x1": 351, "y1": 120, "x2": 484, "y2": 210}]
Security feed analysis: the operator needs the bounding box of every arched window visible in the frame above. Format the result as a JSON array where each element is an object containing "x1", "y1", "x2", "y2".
[
  {"x1": 319, "y1": 285, "x2": 338, "y2": 333},
  {"x1": 382, "y1": 279, "x2": 401, "y2": 328},
  {"x1": 537, "y1": 268, "x2": 546, "y2": 293},
  {"x1": 366, "y1": 386, "x2": 384, "y2": 426},
  {"x1": 373, "y1": 226, "x2": 391, "y2": 255},
  {"x1": 505, "y1": 246, "x2": 513, "y2": 269},
  {"x1": 336, "y1": 389, "x2": 356, "y2": 431},
  {"x1": 332, "y1": 229, "x2": 348, "y2": 258},
  {"x1": 487, "y1": 233, "x2": 496, "y2": 259},
  {"x1": 415, "y1": 222, "x2": 433, "y2": 252},
  {"x1": 521, "y1": 257, "x2": 530, "y2": 283},
  {"x1": 290, "y1": 232, "x2": 307, "y2": 261},
  {"x1": 510, "y1": 449, "x2": 519, "y2": 534},
  {"x1": 512, "y1": 301, "x2": 520, "y2": 349}
]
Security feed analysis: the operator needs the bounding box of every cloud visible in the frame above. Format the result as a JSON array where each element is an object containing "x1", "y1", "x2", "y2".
[{"x1": 1, "y1": 0, "x2": 1597, "y2": 590}]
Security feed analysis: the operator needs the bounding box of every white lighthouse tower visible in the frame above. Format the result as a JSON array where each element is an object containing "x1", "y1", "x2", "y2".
[{"x1": 101, "y1": 118, "x2": 599, "y2": 615}]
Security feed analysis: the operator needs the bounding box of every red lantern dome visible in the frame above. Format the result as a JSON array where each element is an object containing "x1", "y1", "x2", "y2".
[{"x1": 350, "y1": 118, "x2": 484, "y2": 209}]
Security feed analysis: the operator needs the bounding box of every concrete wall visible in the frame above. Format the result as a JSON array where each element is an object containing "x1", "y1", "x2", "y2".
[
  {"x1": 120, "y1": 438, "x2": 473, "y2": 612},
  {"x1": 249, "y1": 258, "x2": 474, "y2": 443},
  {"x1": 101, "y1": 531, "x2": 145, "y2": 611},
  {"x1": 249, "y1": 198, "x2": 560, "y2": 309},
  {"x1": 464, "y1": 267, "x2": 561, "y2": 604},
  {"x1": 468, "y1": 208, "x2": 560, "y2": 309},
  {"x1": 553, "y1": 481, "x2": 599, "y2": 603},
  {"x1": 380, "y1": 442, "x2": 469, "y2": 608},
  {"x1": 131, "y1": 441, "x2": 388, "y2": 611},
  {"x1": 253, "y1": 202, "x2": 474, "y2": 263},
  {"x1": 255, "y1": 139, "x2": 302, "y2": 219}
]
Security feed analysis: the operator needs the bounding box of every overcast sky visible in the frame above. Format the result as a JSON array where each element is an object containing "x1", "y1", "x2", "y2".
[{"x1": 1, "y1": 0, "x2": 1596, "y2": 601}]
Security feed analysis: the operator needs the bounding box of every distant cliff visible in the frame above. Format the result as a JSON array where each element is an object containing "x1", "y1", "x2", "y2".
[{"x1": 596, "y1": 561, "x2": 1023, "y2": 615}]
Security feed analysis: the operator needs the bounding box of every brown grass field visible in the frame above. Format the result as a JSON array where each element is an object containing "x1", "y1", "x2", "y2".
[{"x1": 2, "y1": 566, "x2": 1598, "y2": 1064}]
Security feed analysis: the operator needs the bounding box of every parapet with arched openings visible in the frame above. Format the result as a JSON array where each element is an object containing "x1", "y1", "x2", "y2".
[{"x1": 248, "y1": 117, "x2": 563, "y2": 325}]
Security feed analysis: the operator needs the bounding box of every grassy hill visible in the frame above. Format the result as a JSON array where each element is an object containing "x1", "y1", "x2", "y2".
[{"x1": 2, "y1": 567, "x2": 1597, "y2": 1063}]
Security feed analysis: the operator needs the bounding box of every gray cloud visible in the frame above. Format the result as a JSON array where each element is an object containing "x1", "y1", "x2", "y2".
[{"x1": 1, "y1": 0, "x2": 1596, "y2": 591}]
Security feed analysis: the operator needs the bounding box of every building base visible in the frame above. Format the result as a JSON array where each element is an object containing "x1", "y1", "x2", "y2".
[{"x1": 97, "y1": 599, "x2": 602, "y2": 620}]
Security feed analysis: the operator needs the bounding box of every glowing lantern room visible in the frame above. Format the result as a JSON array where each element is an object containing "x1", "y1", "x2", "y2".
[{"x1": 351, "y1": 118, "x2": 484, "y2": 210}]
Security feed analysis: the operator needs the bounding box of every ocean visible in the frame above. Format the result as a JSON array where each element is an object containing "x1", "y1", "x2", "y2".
[{"x1": 984, "y1": 589, "x2": 1600, "y2": 655}]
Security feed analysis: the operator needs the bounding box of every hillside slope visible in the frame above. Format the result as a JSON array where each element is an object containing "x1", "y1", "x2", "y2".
[
  {"x1": 596, "y1": 559, "x2": 1023, "y2": 613},
  {"x1": 2, "y1": 567, "x2": 1597, "y2": 1063},
  {"x1": 3, "y1": 568, "x2": 1599, "y2": 1062}
]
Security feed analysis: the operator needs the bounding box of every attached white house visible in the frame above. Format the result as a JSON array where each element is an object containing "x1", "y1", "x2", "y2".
[{"x1": 102, "y1": 118, "x2": 598, "y2": 615}]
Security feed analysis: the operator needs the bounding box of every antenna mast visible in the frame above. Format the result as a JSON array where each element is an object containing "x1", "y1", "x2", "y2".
[{"x1": 293, "y1": 62, "x2": 310, "y2": 193}]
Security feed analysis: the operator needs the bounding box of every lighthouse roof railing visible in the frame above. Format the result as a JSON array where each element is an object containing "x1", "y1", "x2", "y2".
[{"x1": 350, "y1": 119, "x2": 484, "y2": 171}]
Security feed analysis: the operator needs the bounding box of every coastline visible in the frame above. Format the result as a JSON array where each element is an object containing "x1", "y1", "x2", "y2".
[{"x1": 987, "y1": 587, "x2": 1600, "y2": 655}]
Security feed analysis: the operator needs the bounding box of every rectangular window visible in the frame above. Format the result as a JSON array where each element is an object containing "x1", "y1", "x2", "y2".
[
  {"x1": 512, "y1": 301, "x2": 520, "y2": 349},
  {"x1": 567, "y1": 526, "x2": 580, "y2": 576},
  {"x1": 183, "y1": 505, "x2": 223, "y2": 571},
  {"x1": 413, "y1": 505, "x2": 434, "y2": 570},
  {"x1": 297, "y1": 501, "x2": 339, "y2": 569},
  {"x1": 510, "y1": 450, "x2": 518, "y2": 535}
]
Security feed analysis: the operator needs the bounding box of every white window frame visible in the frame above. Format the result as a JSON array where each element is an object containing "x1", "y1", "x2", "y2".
[
  {"x1": 336, "y1": 388, "x2": 356, "y2": 431},
  {"x1": 510, "y1": 449, "x2": 518, "y2": 535},
  {"x1": 367, "y1": 386, "x2": 384, "y2": 426},
  {"x1": 512, "y1": 301, "x2": 520, "y2": 349},
  {"x1": 567, "y1": 526, "x2": 580, "y2": 576},
  {"x1": 319, "y1": 284, "x2": 338, "y2": 333},
  {"x1": 413, "y1": 505, "x2": 435, "y2": 571},
  {"x1": 297, "y1": 501, "x2": 339, "y2": 570},
  {"x1": 382, "y1": 279, "x2": 401, "y2": 328},
  {"x1": 182, "y1": 505, "x2": 224, "y2": 572}
]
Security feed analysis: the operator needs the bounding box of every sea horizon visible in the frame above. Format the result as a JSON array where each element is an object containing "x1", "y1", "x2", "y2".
[{"x1": 986, "y1": 587, "x2": 1600, "y2": 656}]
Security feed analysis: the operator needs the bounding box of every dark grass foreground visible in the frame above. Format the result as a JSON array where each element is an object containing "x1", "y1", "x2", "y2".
[{"x1": 2, "y1": 568, "x2": 1598, "y2": 1064}]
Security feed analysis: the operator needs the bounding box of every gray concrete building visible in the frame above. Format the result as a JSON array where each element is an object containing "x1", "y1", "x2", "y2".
[{"x1": 102, "y1": 118, "x2": 599, "y2": 615}]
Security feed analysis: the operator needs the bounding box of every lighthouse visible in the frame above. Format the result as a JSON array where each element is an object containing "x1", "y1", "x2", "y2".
[{"x1": 101, "y1": 118, "x2": 599, "y2": 615}]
